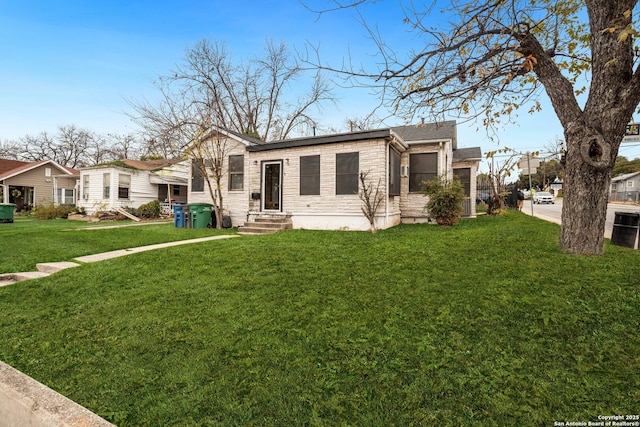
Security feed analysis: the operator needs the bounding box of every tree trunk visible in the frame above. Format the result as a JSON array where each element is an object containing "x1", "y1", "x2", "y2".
[{"x1": 560, "y1": 133, "x2": 613, "y2": 255}]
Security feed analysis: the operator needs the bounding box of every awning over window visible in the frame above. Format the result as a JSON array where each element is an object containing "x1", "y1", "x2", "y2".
[{"x1": 149, "y1": 174, "x2": 188, "y2": 185}]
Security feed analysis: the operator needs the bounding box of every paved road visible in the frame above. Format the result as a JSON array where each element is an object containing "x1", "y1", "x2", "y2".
[{"x1": 521, "y1": 199, "x2": 640, "y2": 239}]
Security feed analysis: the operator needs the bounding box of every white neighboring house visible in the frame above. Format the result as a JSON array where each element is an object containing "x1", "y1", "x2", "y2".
[
  {"x1": 609, "y1": 171, "x2": 640, "y2": 203},
  {"x1": 77, "y1": 159, "x2": 189, "y2": 215},
  {"x1": 187, "y1": 121, "x2": 482, "y2": 231}
]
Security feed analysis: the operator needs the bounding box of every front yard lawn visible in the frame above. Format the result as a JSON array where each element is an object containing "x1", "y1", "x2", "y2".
[
  {"x1": 0, "y1": 213, "x2": 638, "y2": 426},
  {"x1": 0, "y1": 217, "x2": 233, "y2": 274}
]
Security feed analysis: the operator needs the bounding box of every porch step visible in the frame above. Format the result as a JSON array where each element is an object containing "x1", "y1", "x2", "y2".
[{"x1": 238, "y1": 216, "x2": 293, "y2": 235}]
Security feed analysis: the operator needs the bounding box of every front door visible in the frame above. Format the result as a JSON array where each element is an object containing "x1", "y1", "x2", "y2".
[{"x1": 262, "y1": 161, "x2": 282, "y2": 211}]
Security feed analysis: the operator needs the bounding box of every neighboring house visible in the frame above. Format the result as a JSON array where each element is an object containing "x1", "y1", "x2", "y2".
[
  {"x1": 609, "y1": 172, "x2": 640, "y2": 203},
  {"x1": 0, "y1": 159, "x2": 79, "y2": 211},
  {"x1": 187, "y1": 121, "x2": 482, "y2": 231},
  {"x1": 77, "y1": 159, "x2": 189, "y2": 214}
]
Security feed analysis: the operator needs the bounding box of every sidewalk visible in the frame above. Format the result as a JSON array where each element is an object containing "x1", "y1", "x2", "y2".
[{"x1": 0, "y1": 234, "x2": 239, "y2": 287}]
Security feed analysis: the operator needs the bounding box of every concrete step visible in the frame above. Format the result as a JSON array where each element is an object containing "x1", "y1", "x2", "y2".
[
  {"x1": 238, "y1": 215, "x2": 292, "y2": 235},
  {"x1": 1, "y1": 271, "x2": 51, "y2": 285},
  {"x1": 241, "y1": 221, "x2": 292, "y2": 229},
  {"x1": 36, "y1": 262, "x2": 80, "y2": 274},
  {"x1": 254, "y1": 217, "x2": 292, "y2": 224},
  {"x1": 237, "y1": 226, "x2": 282, "y2": 235}
]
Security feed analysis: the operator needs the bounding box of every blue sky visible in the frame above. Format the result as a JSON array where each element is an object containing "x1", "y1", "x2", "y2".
[{"x1": 2, "y1": 0, "x2": 639, "y2": 170}]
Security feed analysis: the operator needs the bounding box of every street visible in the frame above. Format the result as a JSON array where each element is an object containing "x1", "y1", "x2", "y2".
[{"x1": 521, "y1": 199, "x2": 640, "y2": 239}]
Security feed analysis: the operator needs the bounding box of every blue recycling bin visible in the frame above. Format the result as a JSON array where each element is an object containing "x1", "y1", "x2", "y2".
[{"x1": 173, "y1": 204, "x2": 185, "y2": 228}]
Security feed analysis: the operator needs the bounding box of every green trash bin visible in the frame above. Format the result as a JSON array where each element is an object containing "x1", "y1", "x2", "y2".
[
  {"x1": 0, "y1": 203, "x2": 16, "y2": 223},
  {"x1": 188, "y1": 203, "x2": 214, "y2": 229}
]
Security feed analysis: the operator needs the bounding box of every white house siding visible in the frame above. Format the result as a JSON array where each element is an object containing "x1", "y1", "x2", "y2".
[
  {"x1": 186, "y1": 128, "x2": 476, "y2": 231},
  {"x1": 78, "y1": 166, "x2": 158, "y2": 214},
  {"x1": 246, "y1": 138, "x2": 399, "y2": 231},
  {"x1": 400, "y1": 142, "x2": 450, "y2": 223},
  {"x1": 187, "y1": 139, "x2": 250, "y2": 227}
]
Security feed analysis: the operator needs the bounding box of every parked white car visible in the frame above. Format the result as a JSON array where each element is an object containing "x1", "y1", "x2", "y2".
[{"x1": 533, "y1": 191, "x2": 555, "y2": 204}]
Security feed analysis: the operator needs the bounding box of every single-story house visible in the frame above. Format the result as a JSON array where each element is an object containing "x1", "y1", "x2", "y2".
[
  {"x1": 609, "y1": 172, "x2": 640, "y2": 203},
  {"x1": 77, "y1": 159, "x2": 189, "y2": 215},
  {"x1": 0, "y1": 159, "x2": 79, "y2": 211},
  {"x1": 187, "y1": 121, "x2": 482, "y2": 231}
]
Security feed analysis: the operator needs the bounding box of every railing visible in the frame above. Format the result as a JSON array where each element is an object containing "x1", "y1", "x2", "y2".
[
  {"x1": 160, "y1": 202, "x2": 182, "y2": 216},
  {"x1": 609, "y1": 191, "x2": 640, "y2": 203}
]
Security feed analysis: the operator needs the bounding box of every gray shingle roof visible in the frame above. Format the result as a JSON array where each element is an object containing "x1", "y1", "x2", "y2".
[
  {"x1": 247, "y1": 129, "x2": 394, "y2": 152},
  {"x1": 611, "y1": 171, "x2": 640, "y2": 182},
  {"x1": 453, "y1": 147, "x2": 482, "y2": 162},
  {"x1": 392, "y1": 120, "x2": 457, "y2": 148}
]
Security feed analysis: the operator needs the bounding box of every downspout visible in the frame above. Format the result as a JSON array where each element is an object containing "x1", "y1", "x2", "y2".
[{"x1": 385, "y1": 139, "x2": 390, "y2": 229}]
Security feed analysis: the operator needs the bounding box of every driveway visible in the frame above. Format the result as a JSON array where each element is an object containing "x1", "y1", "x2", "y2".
[{"x1": 521, "y1": 199, "x2": 640, "y2": 239}]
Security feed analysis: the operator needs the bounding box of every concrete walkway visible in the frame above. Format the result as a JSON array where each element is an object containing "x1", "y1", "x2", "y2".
[{"x1": 0, "y1": 235, "x2": 238, "y2": 287}]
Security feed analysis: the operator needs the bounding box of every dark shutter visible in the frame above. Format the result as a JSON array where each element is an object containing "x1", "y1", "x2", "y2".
[
  {"x1": 300, "y1": 155, "x2": 320, "y2": 195},
  {"x1": 336, "y1": 152, "x2": 359, "y2": 195}
]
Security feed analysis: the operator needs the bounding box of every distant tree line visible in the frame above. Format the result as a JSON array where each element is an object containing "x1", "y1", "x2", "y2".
[{"x1": 0, "y1": 125, "x2": 153, "y2": 169}]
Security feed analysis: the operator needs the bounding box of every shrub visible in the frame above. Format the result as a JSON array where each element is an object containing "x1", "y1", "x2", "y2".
[
  {"x1": 136, "y1": 200, "x2": 161, "y2": 219},
  {"x1": 422, "y1": 175, "x2": 465, "y2": 226},
  {"x1": 33, "y1": 202, "x2": 77, "y2": 220}
]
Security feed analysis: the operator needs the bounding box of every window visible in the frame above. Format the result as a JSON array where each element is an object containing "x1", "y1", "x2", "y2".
[
  {"x1": 82, "y1": 175, "x2": 89, "y2": 199},
  {"x1": 173, "y1": 186, "x2": 181, "y2": 196},
  {"x1": 57, "y1": 188, "x2": 74, "y2": 205},
  {"x1": 627, "y1": 181, "x2": 634, "y2": 188},
  {"x1": 389, "y1": 148, "x2": 401, "y2": 196},
  {"x1": 192, "y1": 159, "x2": 205, "y2": 192},
  {"x1": 409, "y1": 153, "x2": 438, "y2": 192},
  {"x1": 103, "y1": 173, "x2": 110, "y2": 199},
  {"x1": 336, "y1": 152, "x2": 359, "y2": 195},
  {"x1": 300, "y1": 155, "x2": 320, "y2": 195},
  {"x1": 45, "y1": 167, "x2": 51, "y2": 177},
  {"x1": 228, "y1": 155, "x2": 244, "y2": 191},
  {"x1": 118, "y1": 174, "x2": 130, "y2": 199}
]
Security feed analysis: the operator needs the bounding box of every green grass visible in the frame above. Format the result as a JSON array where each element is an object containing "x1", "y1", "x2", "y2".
[
  {"x1": 0, "y1": 213, "x2": 638, "y2": 426},
  {"x1": 0, "y1": 217, "x2": 234, "y2": 274}
]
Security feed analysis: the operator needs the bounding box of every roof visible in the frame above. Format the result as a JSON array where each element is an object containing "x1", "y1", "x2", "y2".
[
  {"x1": 392, "y1": 120, "x2": 457, "y2": 149},
  {"x1": 83, "y1": 159, "x2": 186, "y2": 172},
  {"x1": 0, "y1": 159, "x2": 78, "y2": 180},
  {"x1": 247, "y1": 128, "x2": 398, "y2": 152},
  {"x1": 611, "y1": 171, "x2": 640, "y2": 182},
  {"x1": 0, "y1": 159, "x2": 30, "y2": 175},
  {"x1": 220, "y1": 128, "x2": 266, "y2": 145},
  {"x1": 200, "y1": 127, "x2": 265, "y2": 147},
  {"x1": 149, "y1": 175, "x2": 188, "y2": 185},
  {"x1": 453, "y1": 147, "x2": 482, "y2": 162},
  {"x1": 120, "y1": 159, "x2": 185, "y2": 171}
]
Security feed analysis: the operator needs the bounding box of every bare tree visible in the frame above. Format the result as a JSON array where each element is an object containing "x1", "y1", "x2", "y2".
[
  {"x1": 6, "y1": 126, "x2": 145, "y2": 167},
  {"x1": 359, "y1": 170, "x2": 385, "y2": 233},
  {"x1": 16, "y1": 125, "x2": 94, "y2": 168},
  {"x1": 307, "y1": 0, "x2": 640, "y2": 255},
  {"x1": 0, "y1": 139, "x2": 21, "y2": 159},
  {"x1": 130, "y1": 39, "x2": 335, "y2": 157},
  {"x1": 187, "y1": 127, "x2": 231, "y2": 229},
  {"x1": 485, "y1": 148, "x2": 522, "y2": 215}
]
